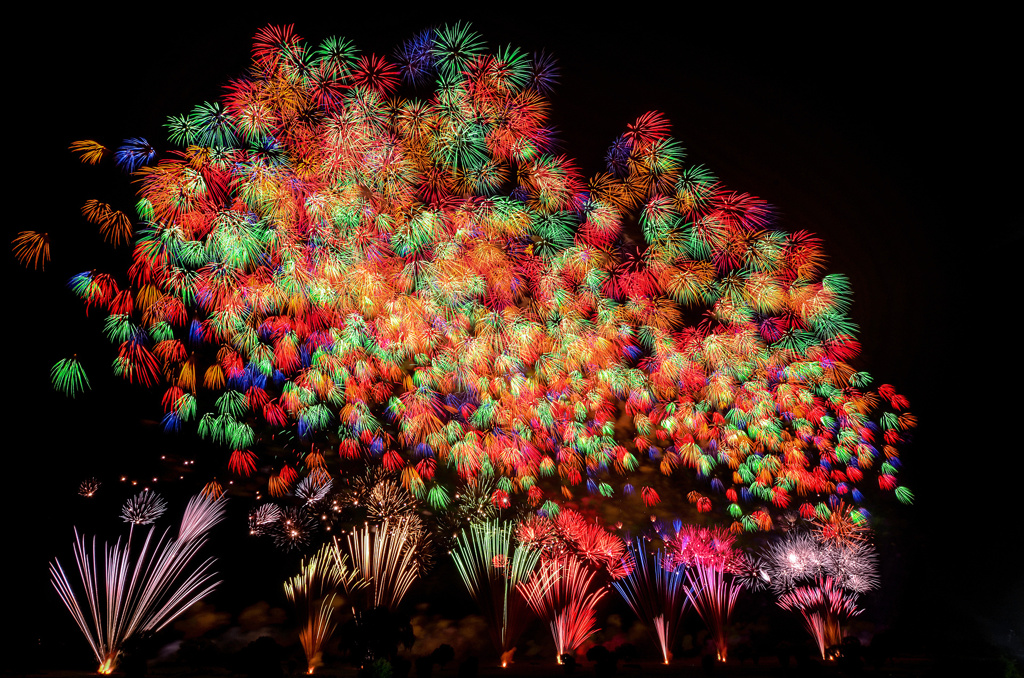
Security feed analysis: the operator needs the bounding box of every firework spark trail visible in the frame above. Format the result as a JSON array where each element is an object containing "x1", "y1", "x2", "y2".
[
  {"x1": 49, "y1": 493, "x2": 226, "y2": 674},
  {"x1": 284, "y1": 542, "x2": 361, "y2": 673},
  {"x1": 684, "y1": 562, "x2": 743, "y2": 662},
  {"x1": 611, "y1": 540, "x2": 689, "y2": 664},
  {"x1": 518, "y1": 557, "x2": 606, "y2": 662},
  {"x1": 249, "y1": 503, "x2": 281, "y2": 535},
  {"x1": 777, "y1": 576, "x2": 862, "y2": 658},
  {"x1": 451, "y1": 520, "x2": 540, "y2": 660},
  {"x1": 665, "y1": 525, "x2": 746, "y2": 662},
  {"x1": 178, "y1": 492, "x2": 228, "y2": 541},
  {"x1": 335, "y1": 518, "x2": 420, "y2": 612}
]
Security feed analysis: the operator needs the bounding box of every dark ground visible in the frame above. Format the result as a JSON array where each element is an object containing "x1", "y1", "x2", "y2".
[{"x1": 7, "y1": 653, "x2": 1017, "y2": 678}]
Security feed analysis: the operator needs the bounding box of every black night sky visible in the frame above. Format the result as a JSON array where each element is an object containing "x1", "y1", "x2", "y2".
[{"x1": 8, "y1": 5, "x2": 1019, "y2": 676}]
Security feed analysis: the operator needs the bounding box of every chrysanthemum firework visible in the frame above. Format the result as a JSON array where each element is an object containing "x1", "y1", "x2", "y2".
[
  {"x1": 811, "y1": 500, "x2": 871, "y2": 547},
  {"x1": 761, "y1": 529, "x2": 878, "y2": 595},
  {"x1": 665, "y1": 524, "x2": 745, "y2": 573},
  {"x1": 295, "y1": 476, "x2": 334, "y2": 506},
  {"x1": 274, "y1": 506, "x2": 318, "y2": 552},
  {"x1": 121, "y1": 490, "x2": 168, "y2": 525},
  {"x1": 69, "y1": 140, "x2": 107, "y2": 165},
  {"x1": 823, "y1": 539, "x2": 878, "y2": 593},
  {"x1": 12, "y1": 231, "x2": 50, "y2": 270},
  {"x1": 249, "y1": 503, "x2": 282, "y2": 535},
  {"x1": 759, "y1": 528, "x2": 877, "y2": 657},
  {"x1": 336, "y1": 470, "x2": 418, "y2": 522},
  {"x1": 517, "y1": 509, "x2": 629, "y2": 578},
  {"x1": 51, "y1": 356, "x2": 90, "y2": 398},
  {"x1": 60, "y1": 22, "x2": 914, "y2": 536},
  {"x1": 761, "y1": 530, "x2": 825, "y2": 594},
  {"x1": 114, "y1": 138, "x2": 156, "y2": 173},
  {"x1": 78, "y1": 477, "x2": 101, "y2": 498}
]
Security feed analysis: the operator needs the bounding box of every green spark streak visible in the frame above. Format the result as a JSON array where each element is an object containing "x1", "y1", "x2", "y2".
[{"x1": 451, "y1": 520, "x2": 541, "y2": 654}]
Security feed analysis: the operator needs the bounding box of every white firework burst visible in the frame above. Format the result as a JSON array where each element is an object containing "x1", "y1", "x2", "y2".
[{"x1": 121, "y1": 490, "x2": 168, "y2": 525}]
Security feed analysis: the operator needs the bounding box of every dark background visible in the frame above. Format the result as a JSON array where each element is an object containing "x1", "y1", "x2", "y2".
[{"x1": 8, "y1": 5, "x2": 1018, "y2": 672}]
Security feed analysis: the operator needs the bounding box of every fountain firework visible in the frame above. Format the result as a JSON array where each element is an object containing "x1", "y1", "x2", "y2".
[
  {"x1": 611, "y1": 539, "x2": 689, "y2": 663},
  {"x1": 451, "y1": 520, "x2": 541, "y2": 663},
  {"x1": 50, "y1": 494, "x2": 226, "y2": 674}
]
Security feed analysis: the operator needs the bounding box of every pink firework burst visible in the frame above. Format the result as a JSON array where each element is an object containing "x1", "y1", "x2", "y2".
[
  {"x1": 518, "y1": 556, "x2": 607, "y2": 662},
  {"x1": 777, "y1": 576, "x2": 862, "y2": 659}
]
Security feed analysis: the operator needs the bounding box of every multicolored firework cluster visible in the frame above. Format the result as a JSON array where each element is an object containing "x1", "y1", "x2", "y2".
[
  {"x1": 40, "y1": 22, "x2": 913, "y2": 538},
  {"x1": 40, "y1": 22, "x2": 918, "y2": 670}
]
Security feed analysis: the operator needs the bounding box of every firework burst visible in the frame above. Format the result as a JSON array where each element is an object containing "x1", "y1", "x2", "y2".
[
  {"x1": 69, "y1": 139, "x2": 107, "y2": 165},
  {"x1": 249, "y1": 503, "x2": 282, "y2": 535},
  {"x1": 78, "y1": 478, "x2": 101, "y2": 498},
  {"x1": 777, "y1": 576, "x2": 862, "y2": 659},
  {"x1": 335, "y1": 518, "x2": 422, "y2": 613},
  {"x1": 760, "y1": 529, "x2": 877, "y2": 657},
  {"x1": 274, "y1": 506, "x2": 318, "y2": 552},
  {"x1": 761, "y1": 531, "x2": 825, "y2": 594},
  {"x1": 51, "y1": 357, "x2": 90, "y2": 398},
  {"x1": 12, "y1": 230, "x2": 50, "y2": 270},
  {"x1": 433, "y1": 476, "x2": 504, "y2": 545},
  {"x1": 284, "y1": 543, "x2": 360, "y2": 674},
  {"x1": 121, "y1": 490, "x2": 168, "y2": 526},
  {"x1": 295, "y1": 476, "x2": 334, "y2": 506},
  {"x1": 518, "y1": 556, "x2": 607, "y2": 662},
  {"x1": 451, "y1": 520, "x2": 541, "y2": 661},
  {"x1": 50, "y1": 493, "x2": 226, "y2": 674},
  {"x1": 667, "y1": 525, "x2": 746, "y2": 661},
  {"x1": 611, "y1": 540, "x2": 689, "y2": 664},
  {"x1": 811, "y1": 501, "x2": 871, "y2": 547},
  {"x1": 517, "y1": 510, "x2": 630, "y2": 578},
  {"x1": 685, "y1": 562, "x2": 744, "y2": 662},
  {"x1": 761, "y1": 530, "x2": 878, "y2": 594},
  {"x1": 823, "y1": 540, "x2": 878, "y2": 593},
  {"x1": 50, "y1": 22, "x2": 914, "y2": 533}
]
